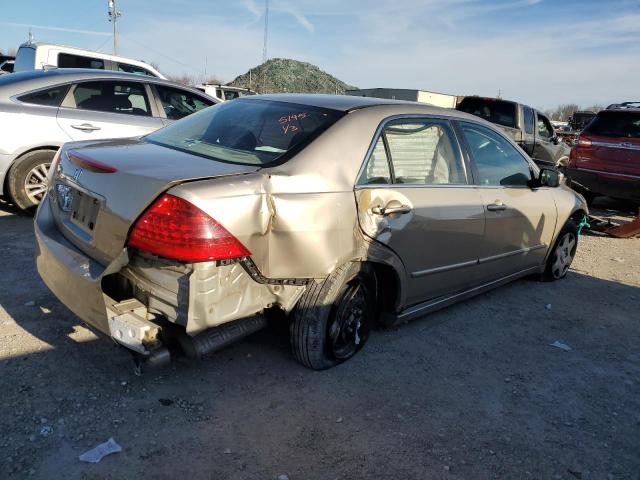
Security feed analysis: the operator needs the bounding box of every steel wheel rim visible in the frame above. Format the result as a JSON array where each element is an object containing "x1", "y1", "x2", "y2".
[
  {"x1": 551, "y1": 233, "x2": 576, "y2": 279},
  {"x1": 328, "y1": 281, "x2": 369, "y2": 360},
  {"x1": 24, "y1": 162, "x2": 50, "y2": 204}
]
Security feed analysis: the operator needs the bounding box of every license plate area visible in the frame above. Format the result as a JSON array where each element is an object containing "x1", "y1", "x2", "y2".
[{"x1": 70, "y1": 189, "x2": 100, "y2": 233}]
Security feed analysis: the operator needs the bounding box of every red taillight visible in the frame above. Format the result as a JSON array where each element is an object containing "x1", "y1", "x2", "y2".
[
  {"x1": 575, "y1": 135, "x2": 592, "y2": 147},
  {"x1": 68, "y1": 150, "x2": 118, "y2": 173},
  {"x1": 127, "y1": 194, "x2": 251, "y2": 262}
]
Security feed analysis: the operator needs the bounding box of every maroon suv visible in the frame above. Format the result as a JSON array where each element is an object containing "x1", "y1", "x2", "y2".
[{"x1": 567, "y1": 106, "x2": 640, "y2": 203}]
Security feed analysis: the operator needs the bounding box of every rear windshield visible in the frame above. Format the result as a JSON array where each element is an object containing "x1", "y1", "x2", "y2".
[
  {"x1": 584, "y1": 111, "x2": 640, "y2": 138},
  {"x1": 457, "y1": 98, "x2": 517, "y2": 128},
  {"x1": 145, "y1": 99, "x2": 344, "y2": 166}
]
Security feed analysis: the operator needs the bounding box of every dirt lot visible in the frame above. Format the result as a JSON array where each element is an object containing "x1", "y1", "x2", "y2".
[{"x1": 1, "y1": 200, "x2": 639, "y2": 480}]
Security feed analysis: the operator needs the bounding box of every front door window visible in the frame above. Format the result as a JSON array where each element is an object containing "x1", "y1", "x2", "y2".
[{"x1": 460, "y1": 122, "x2": 532, "y2": 187}]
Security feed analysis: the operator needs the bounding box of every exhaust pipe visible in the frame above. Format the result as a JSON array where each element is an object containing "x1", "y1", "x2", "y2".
[{"x1": 178, "y1": 315, "x2": 267, "y2": 358}]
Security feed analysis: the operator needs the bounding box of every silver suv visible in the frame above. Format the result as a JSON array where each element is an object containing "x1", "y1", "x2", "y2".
[{"x1": 0, "y1": 69, "x2": 216, "y2": 209}]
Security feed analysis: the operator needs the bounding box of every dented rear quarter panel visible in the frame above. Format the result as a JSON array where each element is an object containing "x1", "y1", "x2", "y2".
[{"x1": 169, "y1": 104, "x2": 467, "y2": 280}]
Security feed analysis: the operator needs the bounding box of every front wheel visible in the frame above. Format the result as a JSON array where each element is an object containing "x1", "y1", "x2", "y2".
[
  {"x1": 543, "y1": 220, "x2": 578, "y2": 281},
  {"x1": 7, "y1": 149, "x2": 57, "y2": 210},
  {"x1": 290, "y1": 263, "x2": 375, "y2": 370}
]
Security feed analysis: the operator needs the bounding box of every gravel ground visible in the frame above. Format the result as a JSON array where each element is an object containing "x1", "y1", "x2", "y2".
[{"x1": 0, "y1": 199, "x2": 639, "y2": 480}]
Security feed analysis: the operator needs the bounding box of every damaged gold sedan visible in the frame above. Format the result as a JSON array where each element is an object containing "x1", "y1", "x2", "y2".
[{"x1": 35, "y1": 95, "x2": 588, "y2": 369}]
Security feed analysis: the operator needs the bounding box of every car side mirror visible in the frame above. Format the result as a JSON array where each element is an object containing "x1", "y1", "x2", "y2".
[
  {"x1": 539, "y1": 168, "x2": 560, "y2": 187},
  {"x1": 552, "y1": 135, "x2": 561, "y2": 145}
]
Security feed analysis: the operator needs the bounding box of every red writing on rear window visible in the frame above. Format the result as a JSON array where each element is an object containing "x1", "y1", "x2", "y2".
[{"x1": 279, "y1": 112, "x2": 308, "y2": 135}]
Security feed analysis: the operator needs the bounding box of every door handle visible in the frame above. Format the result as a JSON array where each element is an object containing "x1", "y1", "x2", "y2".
[
  {"x1": 371, "y1": 204, "x2": 412, "y2": 216},
  {"x1": 487, "y1": 201, "x2": 507, "y2": 212},
  {"x1": 71, "y1": 123, "x2": 101, "y2": 132}
]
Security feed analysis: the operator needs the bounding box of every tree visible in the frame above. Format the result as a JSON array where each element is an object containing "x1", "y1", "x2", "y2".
[
  {"x1": 584, "y1": 104, "x2": 605, "y2": 113},
  {"x1": 165, "y1": 73, "x2": 224, "y2": 87},
  {"x1": 551, "y1": 104, "x2": 580, "y2": 122}
]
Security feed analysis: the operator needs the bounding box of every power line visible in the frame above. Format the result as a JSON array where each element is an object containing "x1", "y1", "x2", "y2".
[{"x1": 120, "y1": 33, "x2": 205, "y2": 75}]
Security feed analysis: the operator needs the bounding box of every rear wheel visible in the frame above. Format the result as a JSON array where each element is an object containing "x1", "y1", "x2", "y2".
[
  {"x1": 7, "y1": 150, "x2": 56, "y2": 210},
  {"x1": 290, "y1": 263, "x2": 375, "y2": 370},
  {"x1": 543, "y1": 219, "x2": 578, "y2": 281}
]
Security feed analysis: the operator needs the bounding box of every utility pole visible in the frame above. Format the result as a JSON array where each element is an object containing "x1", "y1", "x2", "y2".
[
  {"x1": 108, "y1": 0, "x2": 121, "y2": 55},
  {"x1": 262, "y1": 0, "x2": 269, "y2": 63}
]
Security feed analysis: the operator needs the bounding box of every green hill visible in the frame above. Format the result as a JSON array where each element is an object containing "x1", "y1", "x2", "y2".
[{"x1": 228, "y1": 58, "x2": 356, "y2": 94}]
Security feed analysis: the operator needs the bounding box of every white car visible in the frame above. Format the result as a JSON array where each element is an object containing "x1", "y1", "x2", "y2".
[
  {"x1": 196, "y1": 83, "x2": 257, "y2": 102},
  {"x1": 0, "y1": 69, "x2": 216, "y2": 209},
  {"x1": 14, "y1": 42, "x2": 165, "y2": 79}
]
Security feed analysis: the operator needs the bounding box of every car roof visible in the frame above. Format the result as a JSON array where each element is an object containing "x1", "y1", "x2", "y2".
[
  {"x1": 241, "y1": 93, "x2": 432, "y2": 112},
  {"x1": 599, "y1": 107, "x2": 640, "y2": 114},
  {"x1": 238, "y1": 93, "x2": 487, "y2": 123},
  {"x1": 0, "y1": 68, "x2": 210, "y2": 99}
]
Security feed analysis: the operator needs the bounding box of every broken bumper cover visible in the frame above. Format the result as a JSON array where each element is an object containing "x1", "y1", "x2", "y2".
[
  {"x1": 35, "y1": 194, "x2": 307, "y2": 355},
  {"x1": 35, "y1": 195, "x2": 114, "y2": 335}
]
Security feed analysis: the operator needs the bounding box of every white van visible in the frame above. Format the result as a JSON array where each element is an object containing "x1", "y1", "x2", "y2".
[
  {"x1": 196, "y1": 83, "x2": 257, "y2": 102},
  {"x1": 14, "y1": 42, "x2": 165, "y2": 79}
]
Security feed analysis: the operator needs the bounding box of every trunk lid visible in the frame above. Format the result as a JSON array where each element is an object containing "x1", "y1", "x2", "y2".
[{"x1": 49, "y1": 137, "x2": 260, "y2": 265}]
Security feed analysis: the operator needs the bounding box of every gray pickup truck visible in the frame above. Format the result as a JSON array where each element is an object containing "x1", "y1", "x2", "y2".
[{"x1": 457, "y1": 96, "x2": 571, "y2": 168}]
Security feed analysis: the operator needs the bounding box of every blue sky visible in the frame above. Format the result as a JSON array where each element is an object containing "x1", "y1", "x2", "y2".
[{"x1": 1, "y1": 0, "x2": 638, "y2": 109}]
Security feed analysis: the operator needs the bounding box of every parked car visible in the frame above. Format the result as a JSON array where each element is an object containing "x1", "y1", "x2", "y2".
[
  {"x1": 567, "y1": 105, "x2": 640, "y2": 203},
  {"x1": 606, "y1": 101, "x2": 640, "y2": 110},
  {"x1": 457, "y1": 96, "x2": 571, "y2": 168},
  {"x1": 568, "y1": 110, "x2": 596, "y2": 132},
  {"x1": 196, "y1": 83, "x2": 257, "y2": 102},
  {"x1": 0, "y1": 69, "x2": 216, "y2": 209},
  {"x1": 14, "y1": 41, "x2": 165, "y2": 79},
  {"x1": 0, "y1": 59, "x2": 15, "y2": 75},
  {"x1": 35, "y1": 95, "x2": 588, "y2": 370},
  {"x1": 0, "y1": 54, "x2": 15, "y2": 75}
]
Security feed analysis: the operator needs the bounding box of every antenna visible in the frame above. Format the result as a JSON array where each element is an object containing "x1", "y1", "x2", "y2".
[
  {"x1": 108, "y1": 0, "x2": 122, "y2": 55},
  {"x1": 262, "y1": 0, "x2": 269, "y2": 63}
]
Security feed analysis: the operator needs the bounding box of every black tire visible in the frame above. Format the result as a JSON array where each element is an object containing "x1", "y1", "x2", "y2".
[
  {"x1": 290, "y1": 262, "x2": 375, "y2": 370},
  {"x1": 7, "y1": 149, "x2": 57, "y2": 210},
  {"x1": 543, "y1": 219, "x2": 578, "y2": 281}
]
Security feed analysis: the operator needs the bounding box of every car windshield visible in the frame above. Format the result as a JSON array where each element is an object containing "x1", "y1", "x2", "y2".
[
  {"x1": 146, "y1": 99, "x2": 344, "y2": 166},
  {"x1": 457, "y1": 98, "x2": 517, "y2": 128},
  {"x1": 584, "y1": 111, "x2": 640, "y2": 138}
]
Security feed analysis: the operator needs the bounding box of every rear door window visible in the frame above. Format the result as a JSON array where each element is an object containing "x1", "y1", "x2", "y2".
[
  {"x1": 358, "y1": 119, "x2": 467, "y2": 186},
  {"x1": 523, "y1": 107, "x2": 534, "y2": 134},
  {"x1": 18, "y1": 84, "x2": 70, "y2": 106},
  {"x1": 584, "y1": 111, "x2": 640, "y2": 138},
  {"x1": 384, "y1": 119, "x2": 466, "y2": 185},
  {"x1": 58, "y1": 53, "x2": 105, "y2": 70},
  {"x1": 460, "y1": 122, "x2": 532, "y2": 187},
  {"x1": 357, "y1": 137, "x2": 392, "y2": 185},
  {"x1": 72, "y1": 81, "x2": 151, "y2": 116},
  {"x1": 154, "y1": 85, "x2": 214, "y2": 120}
]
